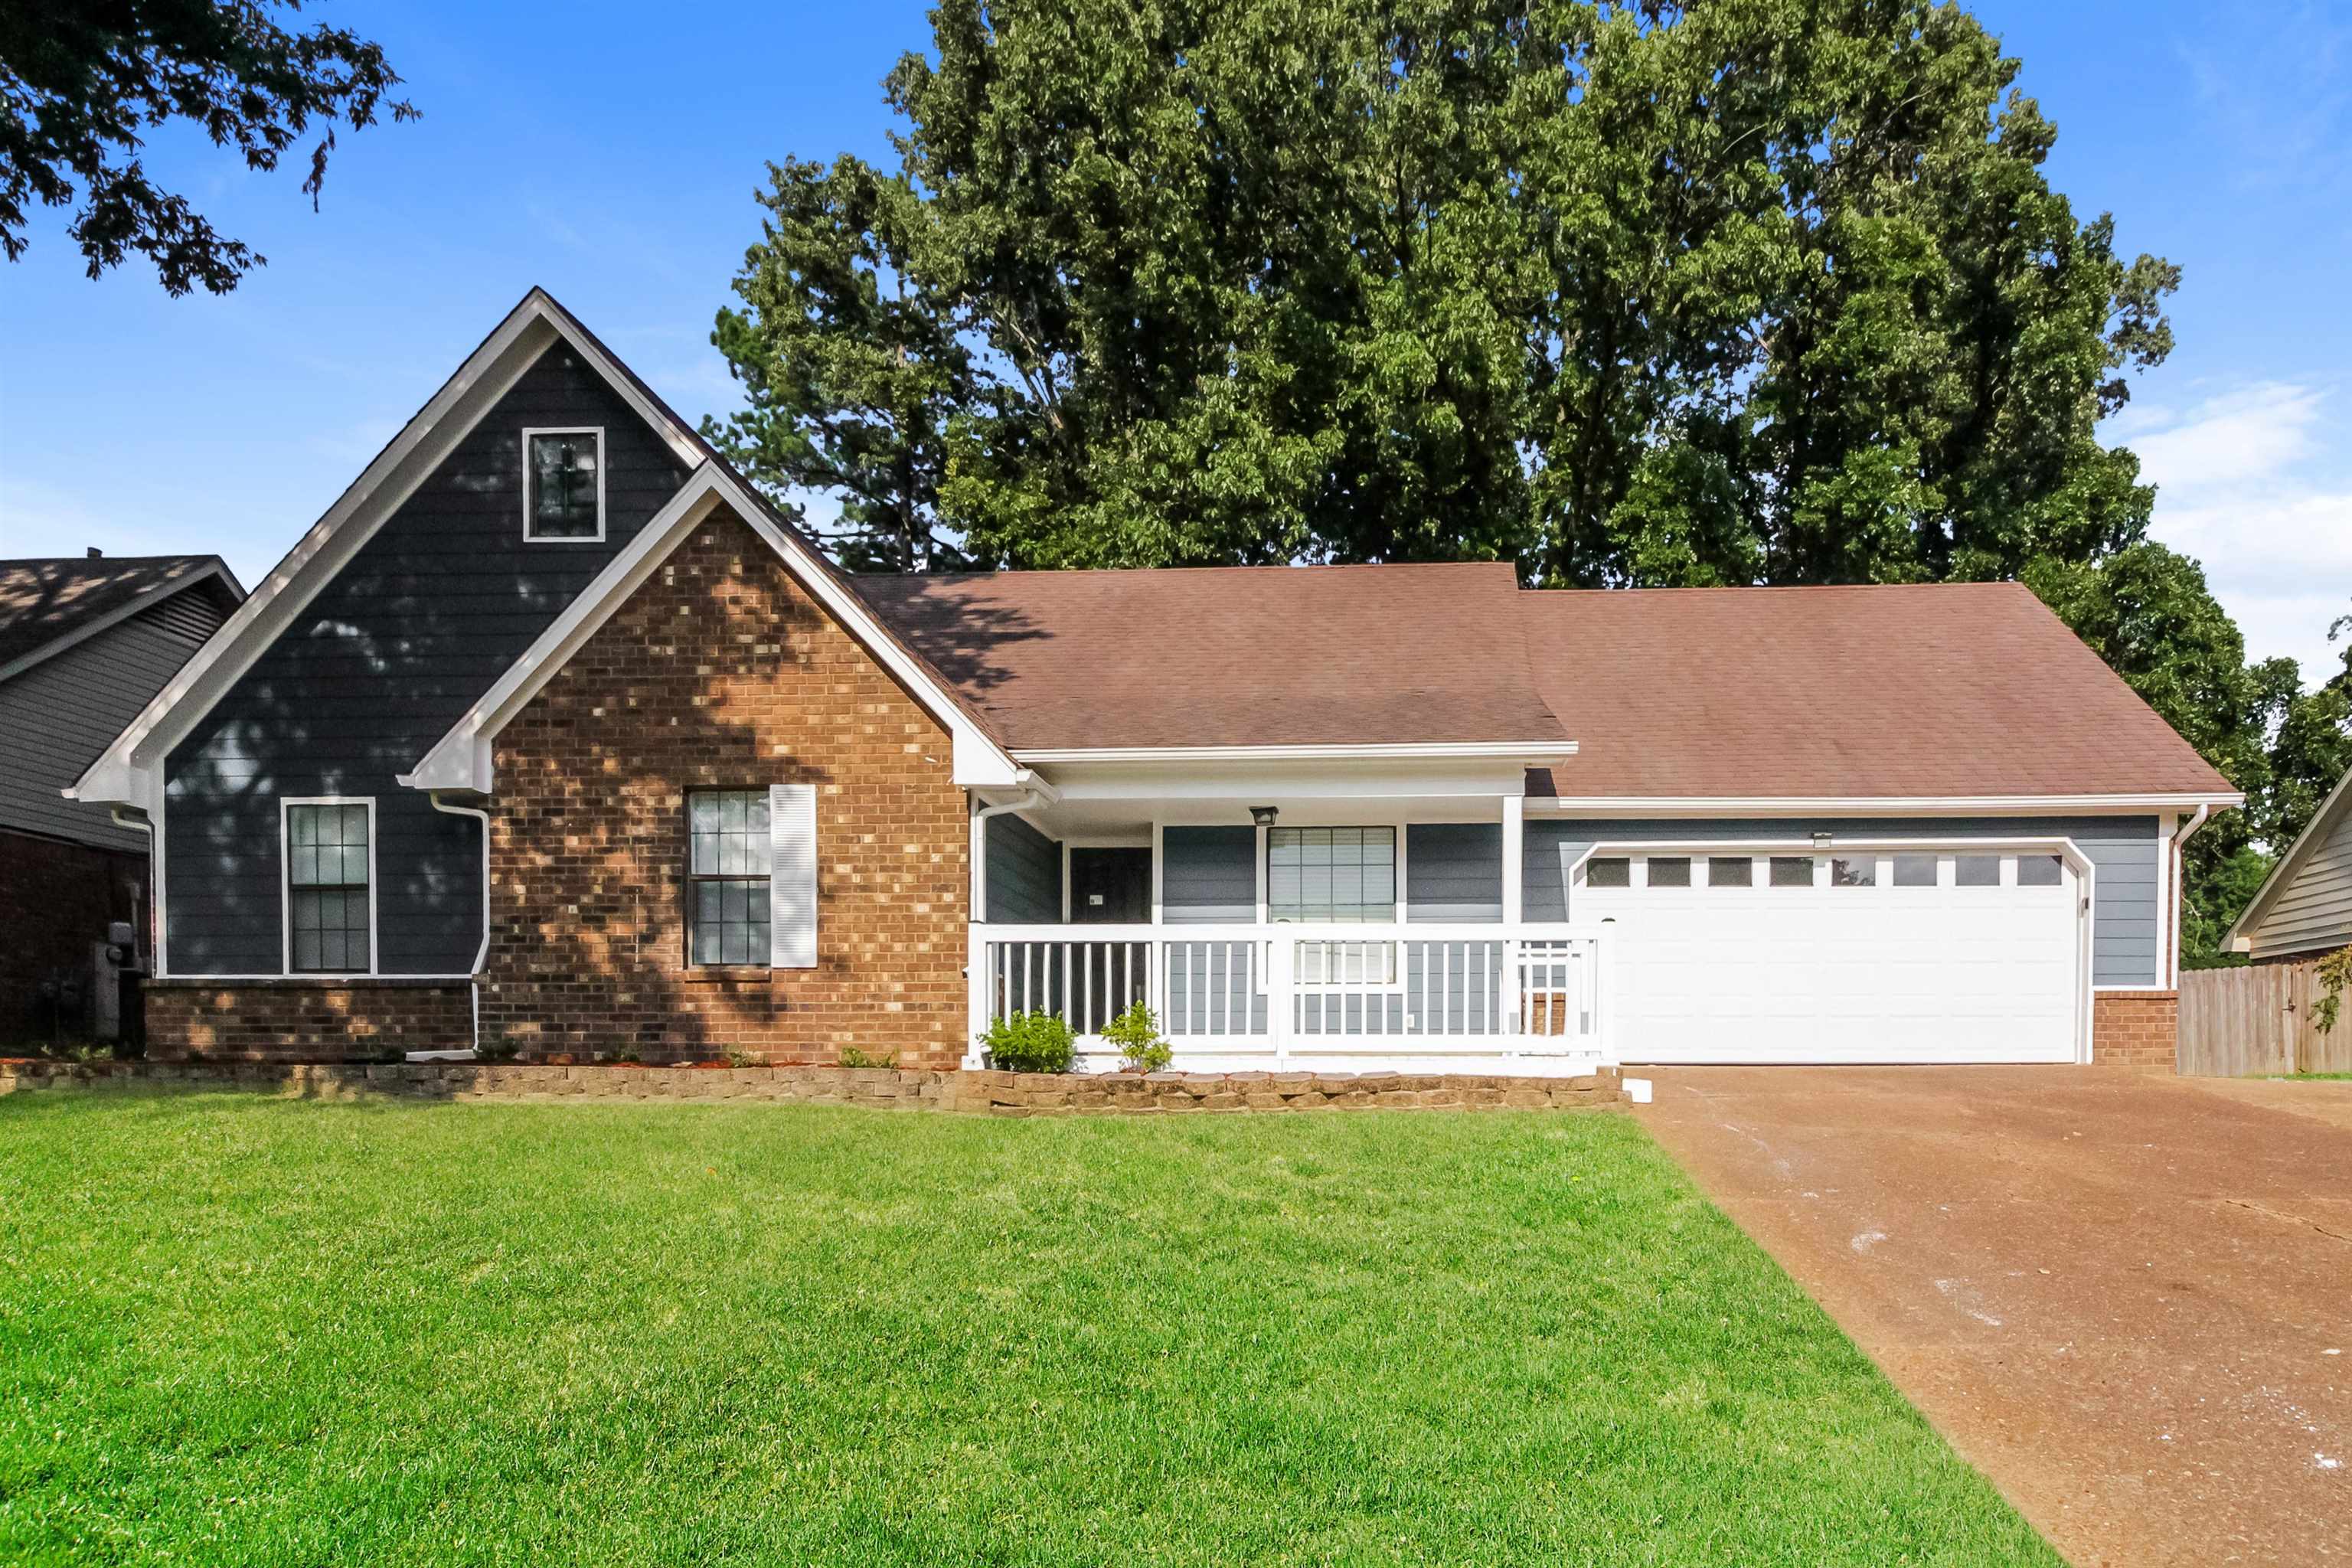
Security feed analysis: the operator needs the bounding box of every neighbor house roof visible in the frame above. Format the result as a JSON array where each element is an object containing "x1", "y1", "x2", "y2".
[
  {"x1": 1516, "y1": 580, "x2": 2236, "y2": 801},
  {"x1": 0, "y1": 555, "x2": 244, "y2": 683},
  {"x1": 853, "y1": 561, "x2": 1573, "y2": 754}
]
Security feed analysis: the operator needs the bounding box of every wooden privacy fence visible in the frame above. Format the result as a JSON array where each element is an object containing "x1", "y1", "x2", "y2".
[{"x1": 2177, "y1": 959, "x2": 2350, "y2": 1076}]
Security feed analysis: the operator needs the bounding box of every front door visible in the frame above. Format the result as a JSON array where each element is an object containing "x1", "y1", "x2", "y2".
[
  {"x1": 1068, "y1": 848, "x2": 1151, "y2": 1034},
  {"x1": 1070, "y1": 848, "x2": 1151, "y2": 923}
]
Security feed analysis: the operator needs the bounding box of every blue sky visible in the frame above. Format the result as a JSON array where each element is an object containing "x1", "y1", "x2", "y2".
[{"x1": 2, "y1": 0, "x2": 2346, "y2": 681}]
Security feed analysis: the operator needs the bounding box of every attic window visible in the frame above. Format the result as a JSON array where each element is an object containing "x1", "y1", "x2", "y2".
[{"x1": 524, "y1": 428, "x2": 603, "y2": 541}]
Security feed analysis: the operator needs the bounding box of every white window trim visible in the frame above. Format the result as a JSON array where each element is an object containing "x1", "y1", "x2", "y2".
[
  {"x1": 1266, "y1": 822, "x2": 1407, "y2": 992},
  {"x1": 520, "y1": 426, "x2": 606, "y2": 543},
  {"x1": 685, "y1": 787, "x2": 776, "y2": 970},
  {"x1": 279, "y1": 795, "x2": 380, "y2": 978}
]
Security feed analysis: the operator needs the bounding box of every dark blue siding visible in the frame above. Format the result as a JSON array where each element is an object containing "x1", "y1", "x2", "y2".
[
  {"x1": 1406, "y1": 823, "x2": 1502, "y2": 921},
  {"x1": 1161, "y1": 826, "x2": 1255, "y2": 923},
  {"x1": 986, "y1": 814, "x2": 1060, "y2": 922},
  {"x1": 1522, "y1": 815, "x2": 2163, "y2": 987},
  {"x1": 164, "y1": 344, "x2": 692, "y2": 974}
]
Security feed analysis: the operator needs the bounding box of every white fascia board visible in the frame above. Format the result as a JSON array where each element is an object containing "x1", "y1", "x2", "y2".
[
  {"x1": 1011, "y1": 740, "x2": 1578, "y2": 765},
  {"x1": 1526, "y1": 792, "x2": 2245, "y2": 818},
  {"x1": 1041, "y1": 758, "x2": 1538, "y2": 805},
  {"x1": 2226, "y1": 764, "x2": 2352, "y2": 948},
  {"x1": 67, "y1": 289, "x2": 706, "y2": 812},
  {"x1": 400, "y1": 463, "x2": 1023, "y2": 793}
]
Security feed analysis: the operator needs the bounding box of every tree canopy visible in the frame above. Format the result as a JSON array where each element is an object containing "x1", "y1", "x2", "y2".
[
  {"x1": 0, "y1": 0, "x2": 416, "y2": 295},
  {"x1": 712, "y1": 0, "x2": 2176, "y2": 582},
  {"x1": 710, "y1": 0, "x2": 2348, "y2": 950}
]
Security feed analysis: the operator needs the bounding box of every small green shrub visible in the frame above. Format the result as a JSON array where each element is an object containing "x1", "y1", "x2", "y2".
[
  {"x1": 980, "y1": 1011, "x2": 1075, "y2": 1074},
  {"x1": 1100, "y1": 1001, "x2": 1171, "y2": 1073},
  {"x1": 725, "y1": 1048, "x2": 762, "y2": 1068},
  {"x1": 838, "y1": 1046, "x2": 897, "y2": 1069}
]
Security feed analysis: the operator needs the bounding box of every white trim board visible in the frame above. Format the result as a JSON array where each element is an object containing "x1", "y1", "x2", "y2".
[
  {"x1": 399, "y1": 462, "x2": 1024, "y2": 793},
  {"x1": 1016, "y1": 740, "x2": 1579, "y2": 765},
  {"x1": 518, "y1": 426, "x2": 607, "y2": 544},
  {"x1": 1528, "y1": 793, "x2": 2243, "y2": 817},
  {"x1": 67, "y1": 289, "x2": 707, "y2": 816},
  {"x1": 279, "y1": 795, "x2": 381, "y2": 978}
]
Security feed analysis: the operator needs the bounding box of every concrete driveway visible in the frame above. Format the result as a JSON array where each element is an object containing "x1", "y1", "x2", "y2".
[{"x1": 1636, "y1": 1067, "x2": 2352, "y2": 1568}]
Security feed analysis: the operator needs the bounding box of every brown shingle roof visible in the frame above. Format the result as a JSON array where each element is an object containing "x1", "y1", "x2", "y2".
[
  {"x1": 853, "y1": 562, "x2": 1571, "y2": 752},
  {"x1": 1517, "y1": 580, "x2": 2235, "y2": 799}
]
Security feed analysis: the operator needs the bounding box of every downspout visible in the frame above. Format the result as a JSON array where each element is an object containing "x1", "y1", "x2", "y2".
[
  {"x1": 2167, "y1": 804, "x2": 2212, "y2": 988},
  {"x1": 966, "y1": 775, "x2": 1056, "y2": 1069},
  {"x1": 429, "y1": 791, "x2": 492, "y2": 1051},
  {"x1": 110, "y1": 807, "x2": 155, "y2": 972}
]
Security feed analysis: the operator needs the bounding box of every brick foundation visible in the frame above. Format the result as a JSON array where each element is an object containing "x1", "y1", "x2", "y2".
[
  {"x1": 0, "y1": 1060, "x2": 1623, "y2": 1114},
  {"x1": 144, "y1": 980, "x2": 472, "y2": 1062},
  {"x1": 2092, "y1": 989, "x2": 2177, "y2": 1069},
  {"x1": 478, "y1": 506, "x2": 971, "y2": 1069}
]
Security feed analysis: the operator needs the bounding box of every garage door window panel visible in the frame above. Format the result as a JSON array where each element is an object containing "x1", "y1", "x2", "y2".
[
  {"x1": 1955, "y1": 854, "x2": 2001, "y2": 887},
  {"x1": 2017, "y1": 854, "x2": 2065, "y2": 887}
]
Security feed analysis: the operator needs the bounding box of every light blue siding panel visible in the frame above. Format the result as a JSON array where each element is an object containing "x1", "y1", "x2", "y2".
[
  {"x1": 1161, "y1": 827, "x2": 1255, "y2": 923},
  {"x1": 985, "y1": 814, "x2": 1060, "y2": 923},
  {"x1": 1523, "y1": 815, "x2": 2163, "y2": 986},
  {"x1": 1406, "y1": 823, "x2": 1503, "y2": 921}
]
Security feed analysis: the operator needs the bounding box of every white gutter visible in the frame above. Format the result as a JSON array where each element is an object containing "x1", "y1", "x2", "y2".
[
  {"x1": 1011, "y1": 740, "x2": 1579, "y2": 766},
  {"x1": 2168, "y1": 803, "x2": 2211, "y2": 982},
  {"x1": 427, "y1": 790, "x2": 492, "y2": 1050},
  {"x1": 1527, "y1": 792, "x2": 2245, "y2": 817}
]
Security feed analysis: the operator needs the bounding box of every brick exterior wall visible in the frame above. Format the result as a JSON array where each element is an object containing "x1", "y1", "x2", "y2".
[
  {"x1": 0, "y1": 828, "x2": 147, "y2": 1040},
  {"x1": 2092, "y1": 988, "x2": 2177, "y2": 1069},
  {"x1": 145, "y1": 980, "x2": 472, "y2": 1061},
  {"x1": 478, "y1": 506, "x2": 971, "y2": 1068}
]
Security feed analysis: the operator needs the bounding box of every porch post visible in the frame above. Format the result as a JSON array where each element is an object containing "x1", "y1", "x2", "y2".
[
  {"x1": 1502, "y1": 793, "x2": 1525, "y2": 1048},
  {"x1": 1501, "y1": 793, "x2": 1524, "y2": 925}
]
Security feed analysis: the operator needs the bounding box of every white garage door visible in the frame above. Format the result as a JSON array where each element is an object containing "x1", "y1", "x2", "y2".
[{"x1": 1576, "y1": 849, "x2": 2084, "y2": 1064}]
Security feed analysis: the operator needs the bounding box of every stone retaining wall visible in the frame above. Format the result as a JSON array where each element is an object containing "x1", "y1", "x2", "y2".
[{"x1": 0, "y1": 1060, "x2": 1622, "y2": 1115}]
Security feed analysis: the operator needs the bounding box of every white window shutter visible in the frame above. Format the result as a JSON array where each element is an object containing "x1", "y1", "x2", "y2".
[{"x1": 769, "y1": 783, "x2": 817, "y2": 969}]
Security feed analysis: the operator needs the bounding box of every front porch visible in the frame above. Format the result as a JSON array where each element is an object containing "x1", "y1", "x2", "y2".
[
  {"x1": 968, "y1": 920, "x2": 1614, "y2": 1074},
  {"x1": 964, "y1": 756, "x2": 1614, "y2": 1075}
]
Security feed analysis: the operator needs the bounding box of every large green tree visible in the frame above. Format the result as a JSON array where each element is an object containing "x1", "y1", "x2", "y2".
[
  {"x1": 712, "y1": 0, "x2": 2175, "y2": 580},
  {"x1": 0, "y1": 0, "x2": 417, "y2": 296}
]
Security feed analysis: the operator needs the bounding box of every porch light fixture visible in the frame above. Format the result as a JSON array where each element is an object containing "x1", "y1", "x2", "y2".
[
  {"x1": 1250, "y1": 805, "x2": 1279, "y2": 828},
  {"x1": 1811, "y1": 831, "x2": 1833, "y2": 852}
]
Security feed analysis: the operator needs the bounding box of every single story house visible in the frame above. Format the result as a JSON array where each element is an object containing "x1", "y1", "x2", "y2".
[
  {"x1": 69, "y1": 290, "x2": 2242, "y2": 1073},
  {"x1": 2226, "y1": 764, "x2": 2352, "y2": 964},
  {"x1": 2, "y1": 551, "x2": 244, "y2": 1039}
]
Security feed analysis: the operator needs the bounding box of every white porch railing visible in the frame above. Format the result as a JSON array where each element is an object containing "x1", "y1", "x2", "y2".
[{"x1": 965, "y1": 922, "x2": 1615, "y2": 1075}]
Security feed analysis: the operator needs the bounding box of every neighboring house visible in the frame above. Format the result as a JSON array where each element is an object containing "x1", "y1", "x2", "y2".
[
  {"x1": 2227, "y1": 766, "x2": 2352, "y2": 964},
  {"x1": 1, "y1": 553, "x2": 245, "y2": 1038},
  {"x1": 69, "y1": 289, "x2": 2243, "y2": 1073}
]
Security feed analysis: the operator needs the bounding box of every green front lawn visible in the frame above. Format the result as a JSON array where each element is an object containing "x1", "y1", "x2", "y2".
[{"x1": 0, "y1": 1096, "x2": 2054, "y2": 1566}]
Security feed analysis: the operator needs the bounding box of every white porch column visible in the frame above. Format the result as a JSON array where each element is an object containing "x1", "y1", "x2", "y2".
[
  {"x1": 1502, "y1": 792, "x2": 1526, "y2": 1044},
  {"x1": 1501, "y1": 793, "x2": 1524, "y2": 924}
]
